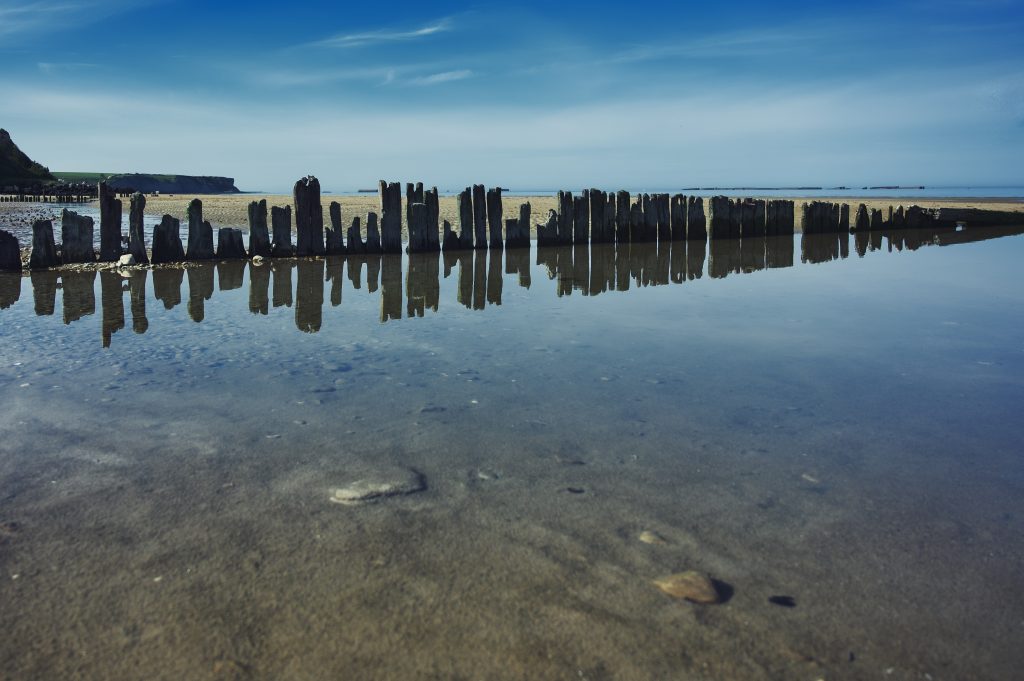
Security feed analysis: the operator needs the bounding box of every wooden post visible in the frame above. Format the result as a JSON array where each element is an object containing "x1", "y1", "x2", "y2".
[
  {"x1": 29, "y1": 219, "x2": 57, "y2": 269},
  {"x1": 152, "y1": 215, "x2": 185, "y2": 264},
  {"x1": 98, "y1": 181, "x2": 122, "y2": 262},
  {"x1": 271, "y1": 205, "x2": 293, "y2": 256},
  {"x1": 473, "y1": 184, "x2": 487, "y2": 249},
  {"x1": 487, "y1": 187, "x2": 504, "y2": 248}
]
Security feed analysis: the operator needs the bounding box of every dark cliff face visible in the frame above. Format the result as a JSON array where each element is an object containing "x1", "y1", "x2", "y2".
[
  {"x1": 0, "y1": 129, "x2": 57, "y2": 186},
  {"x1": 104, "y1": 174, "x2": 240, "y2": 194}
]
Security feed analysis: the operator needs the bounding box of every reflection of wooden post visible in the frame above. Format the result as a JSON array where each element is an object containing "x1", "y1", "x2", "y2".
[
  {"x1": 406, "y1": 252, "x2": 440, "y2": 317},
  {"x1": 31, "y1": 270, "x2": 58, "y2": 315},
  {"x1": 296, "y1": 259, "x2": 325, "y2": 333},
  {"x1": 249, "y1": 260, "x2": 270, "y2": 315},
  {"x1": 487, "y1": 248, "x2": 503, "y2": 306},
  {"x1": 127, "y1": 270, "x2": 148, "y2": 333},
  {"x1": 100, "y1": 270, "x2": 125, "y2": 347}
]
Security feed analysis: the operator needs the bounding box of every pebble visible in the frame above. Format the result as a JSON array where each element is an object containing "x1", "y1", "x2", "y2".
[
  {"x1": 330, "y1": 469, "x2": 426, "y2": 505},
  {"x1": 639, "y1": 530, "x2": 667, "y2": 545},
  {"x1": 653, "y1": 571, "x2": 721, "y2": 604}
]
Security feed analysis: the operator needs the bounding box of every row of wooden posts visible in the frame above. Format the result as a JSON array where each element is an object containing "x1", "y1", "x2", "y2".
[{"x1": 3, "y1": 176, "x2": 1016, "y2": 274}]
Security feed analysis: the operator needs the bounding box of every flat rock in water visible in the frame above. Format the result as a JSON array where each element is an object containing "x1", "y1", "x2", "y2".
[
  {"x1": 653, "y1": 571, "x2": 721, "y2": 604},
  {"x1": 330, "y1": 468, "x2": 426, "y2": 505}
]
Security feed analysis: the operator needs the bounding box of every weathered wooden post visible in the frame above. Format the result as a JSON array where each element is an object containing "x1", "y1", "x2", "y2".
[
  {"x1": 458, "y1": 188, "x2": 475, "y2": 250},
  {"x1": 0, "y1": 230, "x2": 21, "y2": 271},
  {"x1": 366, "y1": 212, "x2": 383, "y2": 254},
  {"x1": 557, "y1": 191, "x2": 574, "y2": 246},
  {"x1": 347, "y1": 217, "x2": 366, "y2": 254},
  {"x1": 271, "y1": 205, "x2": 293, "y2": 256},
  {"x1": 294, "y1": 176, "x2": 326, "y2": 256},
  {"x1": 615, "y1": 191, "x2": 631, "y2": 243},
  {"x1": 574, "y1": 191, "x2": 589, "y2": 244},
  {"x1": 425, "y1": 187, "x2": 440, "y2": 252},
  {"x1": 487, "y1": 187, "x2": 504, "y2": 248},
  {"x1": 839, "y1": 204, "x2": 850, "y2": 232},
  {"x1": 854, "y1": 204, "x2": 870, "y2": 232},
  {"x1": 442, "y1": 220, "x2": 460, "y2": 252},
  {"x1": 893, "y1": 206, "x2": 906, "y2": 229},
  {"x1": 629, "y1": 199, "x2": 644, "y2": 243},
  {"x1": 186, "y1": 199, "x2": 214, "y2": 260},
  {"x1": 379, "y1": 180, "x2": 402, "y2": 253},
  {"x1": 98, "y1": 181, "x2": 122, "y2": 261},
  {"x1": 326, "y1": 201, "x2": 346, "y2": 255},
  {"x1": 739, "y1": 199, "x2": 756, "y2": 239},
  {"x1": 656, "y1": 194, "x2": 671, "y2": 242},
  {"x1": 709, "y1": 196, "x2": 731, "y2": 239},
  {"x1": 128, "y1": 192, "x2": 148, "y2": 264},
  {"x1": 688, "y1": 195, "x2": 704, "y2": 240},
  {"x1": 473, "y1": 184, "x2": 488, "y2": 249},
  {"x1": 670, "y1": 194, "x2": 686, "y2": 241},
  {"x1": 408, "y1": 202, "x2": 429, "y2": 253},
  {"x1": 870, "y1": 208, "x2": 884, "y2": 230},
  {"x1": 753, "y1": 199, "x2": 766, "y2": 237},
  {"x1": 61, "y1": 209, "x2": 95, "y2": 263},
  {"x1": 28, "y1": 220, "x2": 57, "y2": 269},
  {"x1": 217, "y1": 228, "x2": 247, "y2": 259},
  {"x1": 248, "y1": 199, "x2": 271, "y2": 257},
  {"x1": 589, "y1": 189, "x2": 606, "y2": 243},
  {"x1": 537, "y1": 209, "x2": 559, "y2": 247},
  {"x1": 152, "y1": 214, "x2": 185, "y2": 264}
]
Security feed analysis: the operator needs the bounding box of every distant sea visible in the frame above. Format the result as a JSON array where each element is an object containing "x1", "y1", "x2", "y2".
[{"x1": 303, "y1": 186, "x2": 1024, "y2": 199}]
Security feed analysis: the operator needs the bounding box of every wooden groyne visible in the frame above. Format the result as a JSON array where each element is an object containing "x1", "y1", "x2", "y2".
[{"x1": 2, "y1": 177, "x2": 1023, "y2": 273}]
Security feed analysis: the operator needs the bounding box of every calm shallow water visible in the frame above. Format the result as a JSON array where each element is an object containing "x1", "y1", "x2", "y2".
[{"x1": 1, "y1": 229, "x2": 1023, "y2": 680}]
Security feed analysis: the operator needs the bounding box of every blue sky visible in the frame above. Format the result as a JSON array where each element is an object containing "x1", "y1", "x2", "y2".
[{"x1": 1, "y1": 0, "x2": 1022, "y2": 191}]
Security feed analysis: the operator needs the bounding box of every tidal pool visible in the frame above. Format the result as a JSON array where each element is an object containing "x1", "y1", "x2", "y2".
[{"x1": 1, "y1": 229, "x2": 1023, "y2": 680}]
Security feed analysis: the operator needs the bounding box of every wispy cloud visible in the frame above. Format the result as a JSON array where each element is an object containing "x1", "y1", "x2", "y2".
[
  {"x1": 311, "y1": 17, "x2": 453, "y2": 49},
  {"x1": 0, "y1": 0, "x2": 147, "y2": 38},
  {"x1": 37, "y1": 61, "x2": 97, "y2": 74},
  {"x1": 409, "y1": 69, "x2": 473, "y2": 86}
]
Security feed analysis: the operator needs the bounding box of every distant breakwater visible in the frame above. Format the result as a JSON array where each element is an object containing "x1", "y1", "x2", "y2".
[{"x1": 1, "y1": 177, "x2": 1023, "y2": 273}]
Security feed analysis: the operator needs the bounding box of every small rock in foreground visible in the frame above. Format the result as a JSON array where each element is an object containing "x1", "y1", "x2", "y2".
[
  {"x1": 639, "y1": 530, "x2": 667, "y2": 545},
  {"x1": 330, "y1": 468, "x2": 426, "y2": 505},
  {"x1": 653, "y1": 571, "x2": 721, "y2": 604}
]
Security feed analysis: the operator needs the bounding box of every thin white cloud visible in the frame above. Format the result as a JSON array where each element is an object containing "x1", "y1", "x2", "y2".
[
  {"x1": 410, "y1": 69, "x2": 473, "y2": 86},
  {"x1": 37, "y1": 62, "x2": 97, "y2": 74},
  {"x1": 0, "y1": 0, "x2": 149, "y2": 38},
  {"x1": 311, "y1": 17, "x2": 453, "y2": 49}
]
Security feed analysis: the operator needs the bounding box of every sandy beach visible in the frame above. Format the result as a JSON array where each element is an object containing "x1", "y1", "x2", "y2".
[{"x1": 139, "y1": 193, "x2": 1024, "y2": 238}]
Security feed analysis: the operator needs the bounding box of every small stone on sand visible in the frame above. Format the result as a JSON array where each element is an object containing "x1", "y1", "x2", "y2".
[
  {"x1": 330, "y1": 469, "x2": 426, "y2": 505},
  {"x1": 639, "y1": 530, "x2": 667, "y2": 545},
  {"x1": 653, "y1": 571, "x2": 721, "y2": 604}
]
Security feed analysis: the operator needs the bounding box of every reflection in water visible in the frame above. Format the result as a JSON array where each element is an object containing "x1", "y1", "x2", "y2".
[
  {"x1": 0, "y1": 273, "x2": 20, "y2": 310},
  {"x1": 187, "y1": 265, "x2": 215, "y2": 323},
  {"x1": 326, "y1": 257, "x2": 343, "y2": 308},
  {"x1": 505, "y1": 248, "x2": 531, "y2": 289},
  {"x1": 100, "y1": 271, "x2": 125, "y2": 347},
  {"x1": 153, "y1": 268, "x2": 183, "y2": 310},
  {"x1": 295, "y1": 259, "x2": 324, "y2": 333},
  {"x1": 127, "y1": 270, "x2": 148, "y2": 334},
  {"x1": 5, "y1": 226, "x2": 1020, "y2": 346},
  {"x1": 31, "y1": 270, "x2": 57, "y2": 316},
  {"x1": 801, "y1": 233, "x2": 847, "y2": 265},
  {"x1": 271, "y1": 260, "x2": 293, "y2": 308},
  {"x1": 62, "y1": 271, "x2": 96, "y2": 325},
  {"x1": 218, "y1": 260, "x2": 246, "y2": 292},
  {"x1": 407, "y1": 253, "x2": 439, "y2": 318},
  {"x1": 249, "y1": 262, "x2": 270, "y2": 315},
  {"x1": 380, "y1": 255, "x2": 402, "y2": 323}
]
